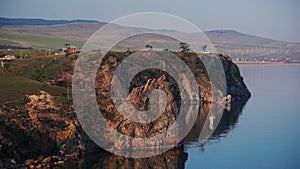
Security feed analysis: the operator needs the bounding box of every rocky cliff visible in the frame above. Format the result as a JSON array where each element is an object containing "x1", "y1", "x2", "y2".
[
  {"x1": 93, "y1": 51, "x2": 250, "y2": 152},
  {"x1": 0, "y1": 51, "x2": 250, "y2": 168}
]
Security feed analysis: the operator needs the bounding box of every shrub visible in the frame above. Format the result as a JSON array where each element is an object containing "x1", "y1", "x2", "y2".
[{"x1": 31, "y1": 69, "x2": 46, "y2": 82}]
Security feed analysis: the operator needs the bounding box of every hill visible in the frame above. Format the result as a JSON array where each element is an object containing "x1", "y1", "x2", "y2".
[
  {"x1": 205, "y1": 30, "x2": 300, "y2": 59},
  {"x1": 0, "y1": 51, "x2": 76, "y2": 103},
  {"x1": 0, "y1": 68, "x2": 66, "y2": 103},
  {"x1": 0, "y1": 17, "x2": 97, "y2": 26},
  {"x1": 0, "y1": 17, "x2": 299, "y2": 59}
]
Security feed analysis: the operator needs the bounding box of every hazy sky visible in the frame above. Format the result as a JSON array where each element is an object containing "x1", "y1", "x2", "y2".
[{"x1": 1, "y1": 0, "x2": 299, "y2": 42}]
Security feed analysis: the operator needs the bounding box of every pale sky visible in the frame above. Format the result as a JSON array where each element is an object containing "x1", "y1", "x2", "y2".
[{"x1": 1, "y1": 0, "x2": 299, "y2": 42}]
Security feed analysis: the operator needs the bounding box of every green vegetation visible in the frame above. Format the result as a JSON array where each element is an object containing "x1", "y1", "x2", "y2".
[
  {"x1": 202, "y1": 44, "x2": 207, "y2": 53},
  {"x1": 2, "y1": 49, "x2": 52, "y2": 58},
  {"x1": 31, "y1": 69, "x2": 46, "y2": 82},
  {"x1": 145, "y1": 44, "x2": 153, "y2": 49},
  {"x1": 0, "y1": 51, "x2": 76, "y2": 109},
  {"x1": 54, "y1": 95, "x2": 71, "y2": 110},
  {"x1": 6, "y1": 54, "x2": 76, "y2": 80},
  {"x1": 0, "y1": 48, "x2": 81, "y2": 166},
  {"x1": 179, "y1": 42, "x2": 190, "y2": 53},
  {"x1": 0, "y1": 65, "x2": 66, "y2": 103},
  {"x1": 0, "y1": 30, "x2": 84, "y2": 49},
  {"x1": 3, "y1": 61, "x2": 10, "y2": 69},
  {"x1": 37, "y1": 155, "x2": 44, "y2": 163},
  {"x1": 54, "y1": 141, "x2": 64, "y2": 152}
]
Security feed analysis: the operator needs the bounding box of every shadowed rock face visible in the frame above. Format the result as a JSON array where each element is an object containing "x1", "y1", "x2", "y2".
[{"x1": 114, "y1": 75, "x2": 179, "y2": 138}]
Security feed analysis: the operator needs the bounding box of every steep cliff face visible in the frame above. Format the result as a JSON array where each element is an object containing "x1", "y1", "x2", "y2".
[
  {"x1": 219, "y1": 54, "x2": 251, "y2": 99},
  {"x1": 95, "y1": 51, "x2": 251, "y2": 141},
  {"x1": 115, "y1": 75, "x2": 179, "y2": 138}
]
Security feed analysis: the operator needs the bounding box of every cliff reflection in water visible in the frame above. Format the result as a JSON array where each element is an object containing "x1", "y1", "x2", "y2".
[
  {"x1": 67, "y1": 98, "x2": 249, "y2": 169},
  {"x1": 184, "y1": 98, "x2": 249, "y2": 149}
]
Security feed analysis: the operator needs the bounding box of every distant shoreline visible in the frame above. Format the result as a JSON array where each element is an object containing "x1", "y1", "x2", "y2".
[{"x1": 234, "y1": 62, "x2": 300, "y2": 66}]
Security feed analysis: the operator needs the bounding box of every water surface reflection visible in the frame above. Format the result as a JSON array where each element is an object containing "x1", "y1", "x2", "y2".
[{"x1": 67, "y1": 99, "x2": 248, "y2": 168}]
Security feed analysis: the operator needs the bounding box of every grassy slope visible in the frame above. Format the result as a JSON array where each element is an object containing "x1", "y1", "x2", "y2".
[
  {"x1": 0, "y1": 54, "x2": 77, "y2": 103},
  {"x1": 0, "y1": 30, "x2": 84, "y2": 49},
  {"x1": 2, "y1": 49, "x2": 60, "y2": 58},
  {"x1": 0, "y1": 69, "x2": 66, "y2": 103},
  {"x1": 7, "y1": 55, "x2": 75, "y2": 79}
]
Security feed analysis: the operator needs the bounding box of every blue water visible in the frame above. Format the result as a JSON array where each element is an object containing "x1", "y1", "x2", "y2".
[{"x1": 186, "y1": 64, "x2": 300, "y2": 169}]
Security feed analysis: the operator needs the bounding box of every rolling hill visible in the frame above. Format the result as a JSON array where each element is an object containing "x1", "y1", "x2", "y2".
[
  {"x1": 0, "y1": 17, "x2": 97, "y2": 26},
  {"x1": 0, "y1": 18, "x2": 299, "y2": 59}
]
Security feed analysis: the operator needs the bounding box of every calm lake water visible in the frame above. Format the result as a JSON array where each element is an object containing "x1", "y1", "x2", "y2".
[
  {"x1": 68, "y1": 64, "x2": 300, "y2": 169},
  {"x1": 185, "y1": 64, "x2": 300, "y2": 169}
]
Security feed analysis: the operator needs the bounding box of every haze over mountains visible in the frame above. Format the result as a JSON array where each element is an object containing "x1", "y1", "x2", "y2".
[
  {"x1": 0, "y1": 17, "x2": 98, "y2": 26},
  {"x1": 1, "y1": 18, "x2": 299, "y2": 59}
]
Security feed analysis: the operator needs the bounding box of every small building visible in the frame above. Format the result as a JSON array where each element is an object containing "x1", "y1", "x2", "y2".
[
  {"x1": 61, "y1": 44, "x2": 77, "y2": 55},
  {"x1": 0, "y1": 55, "x2": 15, "y2": 68},
  {"x1": 69, "y1": 46, "x2": 77, "y2": 53},
  {"x1": 0, "y1": 55, "x2": 15, "y2": 60}
]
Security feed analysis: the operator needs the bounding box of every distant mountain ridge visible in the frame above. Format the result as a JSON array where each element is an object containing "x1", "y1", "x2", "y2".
[
  {"x1": 0, "y1": 17, "x2": 299, "y2": 59},
  {"x1": 0, "y1": 17, "x2": 97, "y2": 26}
]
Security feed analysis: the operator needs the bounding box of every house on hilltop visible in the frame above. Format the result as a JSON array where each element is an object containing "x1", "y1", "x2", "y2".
[{"x1": 60, "y1": 43, "x2": 77, "y2": 55}]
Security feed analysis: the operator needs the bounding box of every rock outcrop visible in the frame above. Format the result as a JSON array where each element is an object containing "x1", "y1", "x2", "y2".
[
  {"x1": 96, "y1": 52, "x2": 250, "y2": 139},
  {"x1": 0, "y1": 51, "x2": 250, "y2": 168},
  {"x1": 0, "y1": 91, "x2": 100, "y2": 168}
]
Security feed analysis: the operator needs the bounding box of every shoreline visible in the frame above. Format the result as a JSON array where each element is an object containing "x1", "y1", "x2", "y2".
[{"x1": 234, "y1": 62, "x2": 300, "y2": 66}]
